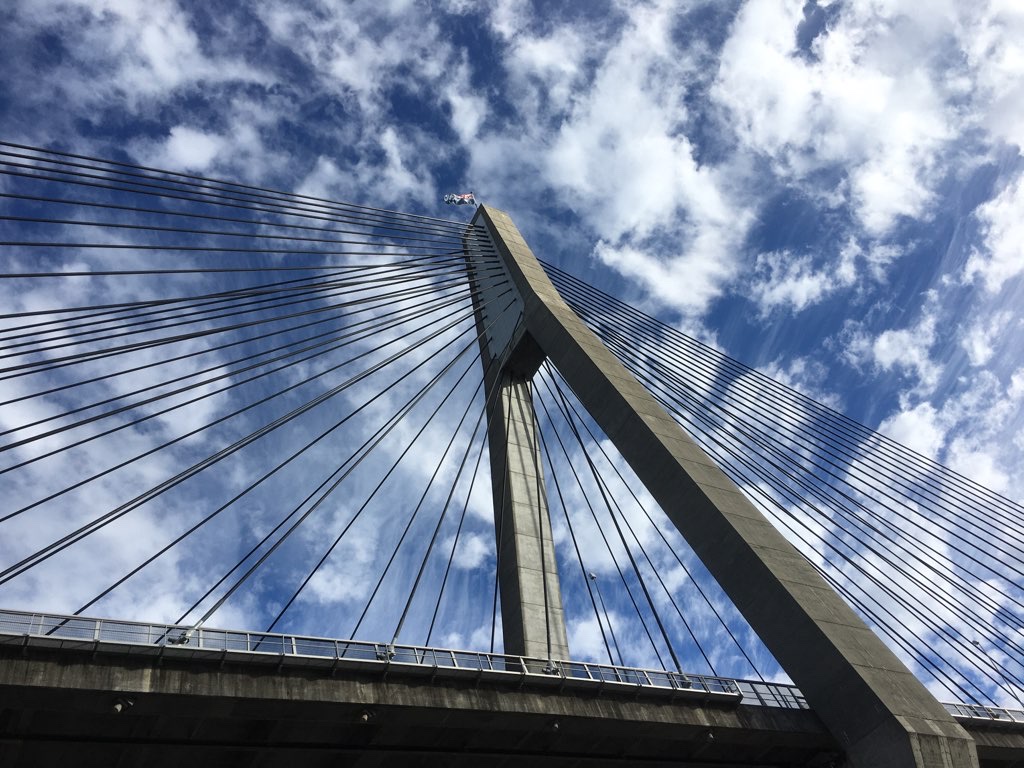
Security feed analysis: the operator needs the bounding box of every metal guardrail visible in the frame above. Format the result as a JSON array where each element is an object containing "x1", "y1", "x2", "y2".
[
  {"x1": 8, "y1": 609, "x2": 1015, "y2": 724},
  {"x1": 944, "y1": 701, "x2": 1024, "y2": 726},
  {"x1": 0, "y1": 608, "x2": 803, "y2": 708}
]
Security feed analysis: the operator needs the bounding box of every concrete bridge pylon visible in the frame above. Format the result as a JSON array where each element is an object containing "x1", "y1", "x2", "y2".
[{"x1": 467, "y1": 204, "x2": 980, "y2": 768}]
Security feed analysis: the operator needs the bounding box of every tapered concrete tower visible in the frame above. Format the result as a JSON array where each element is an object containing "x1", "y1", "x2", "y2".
[
  {"x1": 466, "y1": 205, "x2": 979, "y2": 768},
  {"x1": 464, "y1": 221, "x2": 569, "y2": 661}
]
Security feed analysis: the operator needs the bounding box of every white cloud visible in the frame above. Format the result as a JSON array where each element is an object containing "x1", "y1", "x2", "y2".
[
  {"x1": 452, "y1": 532, "x2": 489, "y2": 569},
  {"x1": 258, "y1": 0, "x2": 449, "y2": 114},
  {"x1": 487, "y1": 0, "x2": 531, "y2": 41},
  {"x1": 156, "y1": 126, "x2": 226, "y2": 172},
  {"x1": 965, "y1": 172, "x2": 1024, "y2": 293},
  {"x1": 507, "y1": 26, "x2": 587, "y2": 116},
  {"x1": 946, "y1": 437, "x2": 1009, "y2": 494},
  {"x1": 748, "y1": 250, "x2": 847, "y2": 315},
  {"x1": 304, "y1": 523, "x2": 380, "y2": 605},
  {"x1": 437, "y1": 0, "x2": 476, "y2": 14},
  {"x1": 594, "y1": 239, "x2": 739, "y2": 317},
  {"x1": 872, "y1": 323, "x2": 937, "y2": 384},
  {"x1": 509, "y1": 3, "x2": 752, "y2": 317},
  {"x1": 10, "y1": 0, "x2": 267, "y2": 109},
  {"x1": 877, "y1": 401, "x2": 945, "y2": 458},
  {"x1": 844, "y1": 298, "x2": 943, "y2": 395},
  {"x1": 959, "y1": 1, "x2": 1024, "y2": 152},
  {"x1": 757, "y1": 356, "x2": 844, "y2": 410},
  {"x1": 1010, "y1": 369, "x2": 1024, "y2": 400},
  {"x1": 254, "y1": 1, "x2": 455, "y2": 205},
  {"x1": 714, "y1": 0, "x2": 956, "y2": 234},
  {"x1": 297, "y1": 129, "x2": 436, "y2": 207},
  {"x1": 863, "y1": 242, "x2": 903, "y2": 281},
  {"x1": 376, "y1": 127, "x2": 434, "y2": 200},
  {"x1": 567, "y1": 614, "x2": 614, "y2": 664},
  {"x1": 443, "y1": 61, "x2": 488, "y2": 145},
  {"x1": 869, "y1": 364, "x2": 1024, "y2": 501},
  {"x1": 961, "y1": 310, "x2": 1012, "y2": 366}
]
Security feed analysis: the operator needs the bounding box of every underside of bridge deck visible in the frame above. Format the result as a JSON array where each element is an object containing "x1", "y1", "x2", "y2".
[
  {"x1": 0, "y1": 644, "x2": 841, "y2": 768},
  {"x1": 3, "y1": 645, "x2": 1024, "y2": 768}
]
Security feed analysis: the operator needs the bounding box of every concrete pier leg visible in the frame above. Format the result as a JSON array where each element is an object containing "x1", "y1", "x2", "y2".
[
  {"x1": 463, "y1": 232, "x2": 569, "y2": 662},
  {"x1": 487, "y1": 370, "x2": 570, "y2": 661}
]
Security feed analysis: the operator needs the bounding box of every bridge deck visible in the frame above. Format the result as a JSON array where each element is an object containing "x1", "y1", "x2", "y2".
[{"x1": 1, "y1": 610, "x2": 1022, "y2": 766}]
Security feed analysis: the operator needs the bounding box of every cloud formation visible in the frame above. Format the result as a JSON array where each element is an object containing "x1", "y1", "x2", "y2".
[{"x1": 1, "y1": 0, "x2": 1023, "y2": 697}]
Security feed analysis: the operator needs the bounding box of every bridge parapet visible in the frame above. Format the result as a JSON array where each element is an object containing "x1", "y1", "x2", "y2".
[
  {"x1": 10, "y1": 606, "x2": 1023, "y2": 727},
  {"x1": 4, "y1": 607, "x2": 1024, "y2": 767},
  {"x1": 1, "y1": 607, "x2": 771, "y2": 705}
]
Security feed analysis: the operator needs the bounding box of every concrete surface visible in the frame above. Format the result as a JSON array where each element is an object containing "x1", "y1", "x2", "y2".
[
  {"x1": 0, "y1": 643, "x2": 838, "y2": 767},
  {"x1": 471, "y1": 205, "x2": 981, "y2": 768}
]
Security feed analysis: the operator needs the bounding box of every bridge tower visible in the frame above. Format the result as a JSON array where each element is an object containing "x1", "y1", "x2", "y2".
[
  {"x1": 465, "y1": 218, "x2": 569, "y2": 661},
  {"x1": 466, "y1": 205, "x2": 978, "y2": 768}
]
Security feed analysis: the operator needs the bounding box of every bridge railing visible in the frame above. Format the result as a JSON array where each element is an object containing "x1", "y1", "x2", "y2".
[
  {"x1": 943, "y1": 700, "x2": 1024, "y2": 727},
  {"x1": 2, "y1": 608, "x2": 807, "y2": 709}
]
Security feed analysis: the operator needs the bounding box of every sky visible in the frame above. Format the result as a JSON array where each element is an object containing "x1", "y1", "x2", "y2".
[{"x1": 1, "y1": 0, "x2": 1023, "y2": 694}]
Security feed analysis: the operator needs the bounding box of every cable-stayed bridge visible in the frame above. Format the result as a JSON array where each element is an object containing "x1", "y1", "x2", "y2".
[{"x1": 1, "y1": 142, "x2": 1023, "y2": 767}]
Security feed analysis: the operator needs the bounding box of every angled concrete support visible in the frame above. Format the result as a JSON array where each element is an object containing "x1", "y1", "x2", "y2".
[{"x1": 470, "y1": 205, "x2": 979, "y2": 768}]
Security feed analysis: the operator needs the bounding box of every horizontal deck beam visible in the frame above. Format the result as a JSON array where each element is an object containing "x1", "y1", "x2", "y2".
[{"x1": 2, "y1": 613, "x2": 1021, "y2": 766}]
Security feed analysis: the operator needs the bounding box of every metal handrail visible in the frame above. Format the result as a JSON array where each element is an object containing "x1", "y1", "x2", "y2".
[
  {"x1": 5, "y1": 609, "x2": 1018, "y2": 721},
  {"x1": 0, "y1": 607, "x2": 806, "y2": 707},
  {"x1": 943, "y1": 701, "x2": 1024, "y2": 724}
]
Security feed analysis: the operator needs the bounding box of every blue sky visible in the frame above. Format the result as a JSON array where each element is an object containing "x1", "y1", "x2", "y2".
[{"x1": 1, "y1": 0, "x2": 1023, "y2": 690}]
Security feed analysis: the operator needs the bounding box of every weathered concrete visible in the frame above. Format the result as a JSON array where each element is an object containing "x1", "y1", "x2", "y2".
[
  {"x1": 0, "y1": 644, "x2": 838, "y2": 767},
  {"x1": 970, "y1": 726, "x2": 1024, "y2": 765},
  {"x1": 4, "y1": 641, "x2": 1022, "y2": 767},
  {"x1": 471, "y1": 205, "x2": 982, "y2": 768},
  {"x1": 465, "y1": 234, "x2": 569, "y2": 660},
  {"x1": 486, "y1": 371, "x2": 571, "y2": 660}
]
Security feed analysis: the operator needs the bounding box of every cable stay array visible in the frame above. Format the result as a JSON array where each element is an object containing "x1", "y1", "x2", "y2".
[
  {"x1": 545, "y1": 261, "x2": 1024, "y2": 707},
  {"x1": 0, "y1": 142, "x2": 782, "y2": 686},
  {"x1": 0, "y1": 142, "x2": 1020, "y2": 711}
]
